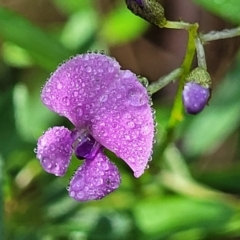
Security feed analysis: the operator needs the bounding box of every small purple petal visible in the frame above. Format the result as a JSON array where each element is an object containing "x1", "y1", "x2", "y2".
[
  {"x1": 73, "y1": 133, "x2": 102, "y2": 160},
  {"x1": 91, "y1": 70, "x2": 154, "y2": 178},
  {"x1": 182, "y1": 82, "x2": 210, "y2": 115},
  {"x1": 36, "y1": 127, "x2": 74, "y2": 176},
  {"x1": 68, "y1": 151, "x2": 121, "y2": 201},
  {"x1": 41, "y1": 53, "x2": 121, "y2": 128}
]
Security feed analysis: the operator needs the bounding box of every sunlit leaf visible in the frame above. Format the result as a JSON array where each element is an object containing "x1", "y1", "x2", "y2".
[
  {"x1": 134, "y1": 196, "x2": 234, "y2": 236},
  {"x1": 193, "y1": 0, "x2": 240, "y2": 24}
]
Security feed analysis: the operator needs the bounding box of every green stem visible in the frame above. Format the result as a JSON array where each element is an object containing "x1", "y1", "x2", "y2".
[
  {"x1": 147, "y1": 68, "x2": 183, "y2": 94},
  {"x1": 195, "y1": 37, "x2": 207, "y2": 70},
  {"x1": 159, "y1": 23, "x2": 198, "y2": 157},
  {"x1": 201, "y1": 26, "x2": 240, "y2": 42},
  {"x1": 0, "y1": 156, "x2": 4, "y2": 239},
  {"x1": 163, "y1": 20, "x2": 192, "y2": 30},
  {"x1": 168, "y1": 23, "x2": 198, "y2": 128}
]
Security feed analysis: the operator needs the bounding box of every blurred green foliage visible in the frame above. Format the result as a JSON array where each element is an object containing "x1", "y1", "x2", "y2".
[
  {"x1": 193, "y1": 0, "x2": 240, "y2": 24},
  {"x1": 0, "y1": 1, "x2": 240, "y2": 240}
]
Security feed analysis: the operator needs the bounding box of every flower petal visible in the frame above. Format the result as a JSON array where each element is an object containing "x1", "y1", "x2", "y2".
[
  {"x1": 91, "y1": 70, "x2": 154, "y2": 178},
  {"x1": 41, "y1": 53, "x2": 121, "y2": 128},
  {"x1": 36, "y1": 126, "x2": 74, "y2": 176},
  {"x1": 68, "y1": 151, "x2": 121, "y2": 201}
]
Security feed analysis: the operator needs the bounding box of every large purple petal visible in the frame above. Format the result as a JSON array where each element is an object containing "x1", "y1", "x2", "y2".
[
  {"x1": 91, "y1": 70, "x2": 154, "y2": 178},
  {"x1": 68, "y1": 151, "x2": 121, "y2": 201},
  {"x1": 41, "y1": 53, "x2": 121, "y2": 128},
  {"x1": 36, "y1": 126, "x2": 74, "y2": 176}
]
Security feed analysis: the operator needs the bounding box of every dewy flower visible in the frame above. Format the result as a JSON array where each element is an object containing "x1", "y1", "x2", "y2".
[{"x1": 36, "y1": 53, "x2": 154, "y2": 201}]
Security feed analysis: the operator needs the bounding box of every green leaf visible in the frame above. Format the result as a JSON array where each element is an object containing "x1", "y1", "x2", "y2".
[
  {"x1": 0, "y1": 7, "x2": 72, "y2": 70},
  {"x1": 134, "y1": 196, "x2": 234, "y2": 237},
  {"x1": 101, "y1": 4, "x2": 148, "y2": 44},
  {"x1": 193, "y1": 0, "x2": 240, "y2": 24}
]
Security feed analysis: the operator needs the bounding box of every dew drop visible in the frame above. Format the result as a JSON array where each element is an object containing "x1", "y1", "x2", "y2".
[
  {"x1": 69, "y1": 191, "x2": 76, "y2": 197},
  {"x1": 140, "y1": 125, "x2": 151, "y2": 136},
  {"x1": 73, "y1": 90, "x2": 79, "y2": 97},
  {"x1": 99, "y1": 94, "x2": 108, "y2": 102},
  {"x1": 127, "y1": 121, "x2": 135, "y2": 128},
  {"x1": 46, "y1": 87, "x2": 52, "y2": 93},
  {"x1": 127, "y1": 88, "x2": 148, "y2": 106},
  {"x1": 128, "y1": 157, "x2": 135, "y2": 163},
  {"x1": 77, "y1": 192, "x2": 85, "y2": 199},
  {"x1": 61, "y1": 96, "x2": 70, "y2": 106},
  {"x1": 57, "y1": 82, "x2": 63, "y2": 89},
  {"x1": 86, "y1": 66, "x2": 92, "y2": 73}
]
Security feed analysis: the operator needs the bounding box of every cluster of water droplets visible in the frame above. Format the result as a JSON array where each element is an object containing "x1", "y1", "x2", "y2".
[
  {"x1": 36, "y1": 127, "x2": 73, "y2": 176},
  {"x1": 67, "y1": 152, "x2": 121, "y2": 201}
]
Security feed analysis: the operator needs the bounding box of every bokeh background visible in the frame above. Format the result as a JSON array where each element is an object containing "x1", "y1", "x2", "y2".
[{"x1": 1, "y1": 0, "x2": 240, "y2": 239}]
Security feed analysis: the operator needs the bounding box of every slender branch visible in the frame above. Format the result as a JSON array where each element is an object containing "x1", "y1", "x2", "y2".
[
  {"x1": 201, "y1": 27, "x2": 240, "y2": 42},
  {"x1": 163, "y1": 20, "x2": 192, "y2": 30},
  {"x1": 195, "y1": 37, "x2": 207, "y2": 70},
  {"x1": 168, "y1": 23, "x2": 198, "y2": 128},
  {"x1": 147, "y1": 68, "x2": 183, "y2": 94}
]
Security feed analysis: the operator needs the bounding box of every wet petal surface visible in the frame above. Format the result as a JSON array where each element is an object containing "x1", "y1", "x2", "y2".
[
  {"x1": 36, "y1": 126, "x2": 74, "y2": 176},
  {"x1": 68, "y1": 151, "x2": 121, "y2": 201},
  {"x1": 91, "y1": 70, "x2": 154, "y2": 177},
  {"x1": 41, "y1": 53, "x2": 121, "y2": 128}
]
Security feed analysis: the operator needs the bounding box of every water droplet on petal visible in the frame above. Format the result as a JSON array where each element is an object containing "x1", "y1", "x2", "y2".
[
  {"x1": 77, "y1": 192, "x2": 85, "y2": 199},
  {"x1": 46, "y1": 87, "x2": 52, "y2": 93},
  {"x1": 99, "y1": 94, "x2": 108, "y2": 102},
  {"x1": 127, "y1": 88, "x2": 148, "y2": 106},
  {"x1": 140, "y1": 124, "x2": 151, "y2": 136},
  {"x1": 69, "y1": 191, "x2": 76, "y2": 197},
  {"x1": 73, "y1": 90, "x2": 79, "y2": 97},
  {"x1": 86, "y1": 66, "x2": 92, "y2": 73},
  {"x1": 127, "y1": 121, "x2": 135, "y2": 128},
  {"x1": 61, "y1": 96, "x2": 70, "y2": 106},
  {"x1": 74, "y1": 106, "x2": 83, "y2": 117},
  {"x1": 57, "y1": 82, "x2": 63, "y2": 89}
]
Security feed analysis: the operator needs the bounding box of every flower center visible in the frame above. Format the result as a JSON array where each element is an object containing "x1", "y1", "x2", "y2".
[{"x1": 72, "y1": 130, "x2": 101, "y2": 160}]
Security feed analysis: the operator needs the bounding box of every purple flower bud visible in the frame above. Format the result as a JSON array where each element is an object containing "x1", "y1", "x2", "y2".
[
  {"x1": 182, "y1": 82, "x2": 210, "y2": 115},
  {"x1": 125, "y1": 0, "x2": 166, "y2": 27}
]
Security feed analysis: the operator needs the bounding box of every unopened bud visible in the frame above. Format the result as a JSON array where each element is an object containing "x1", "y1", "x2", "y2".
[
  {"x1": 182, "y1": 67, "x2": 211, "y2": 115},
  {"x1": 125, "y1": 0, "x2": 167, "y2": 27}
]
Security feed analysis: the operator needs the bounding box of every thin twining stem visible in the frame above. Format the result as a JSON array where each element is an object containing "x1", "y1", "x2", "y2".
[
  {"x1": 195, "y1": 37, "x2": 207, "y2": 70},
  {"x1": 163, "y1": 20, "x2": 193, "y2": 30},
  {"x1": 201, "y1": 26, "x2": 240, "y2": 42},
  {"x1": 147, "y1": 68, "x2": 183, "y2": 94}
]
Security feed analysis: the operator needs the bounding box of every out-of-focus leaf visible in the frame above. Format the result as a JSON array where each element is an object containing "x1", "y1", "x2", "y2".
[
  {"x1": 0, "y1": 89, "x2": 22, "y2": 158},
  {"x1": 193, "y1": 0, "x2": 240, "y2": 24},
  {"x1": 182, "y1": 60, "x2": 240, "y2": 158},
  {"x1": 60, "y1": 11, "x2": 97, "y2": 51},
  {"x1": 13, "y1": 83, "x2": 58, "y2": 141},
  {"x1": 195, "y1": 165, "x2": 240, "y2": 193},
  {"x1": 0, "y1": 7, "x2": 72, "y2": 70},
  {"x1": 134, "y1": 196, "x2": 234, "y2": 237},
  {"x1": 2, "y1": 42, "x2": 33, "y2": 68},
  {"x1": 101, "y1": 5, "x2": 148, "y2": 44},
  {"x1": 53, "y1": 0, "x2": 92, "y2": 15}
]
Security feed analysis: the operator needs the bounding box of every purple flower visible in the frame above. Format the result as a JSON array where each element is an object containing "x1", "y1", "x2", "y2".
[
  {"x1": 182, "y1": 82, "x2": 210, "y2": 115},
  {"x1": 36, "y1": 53, "x2": 154, "y2": 201}
]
